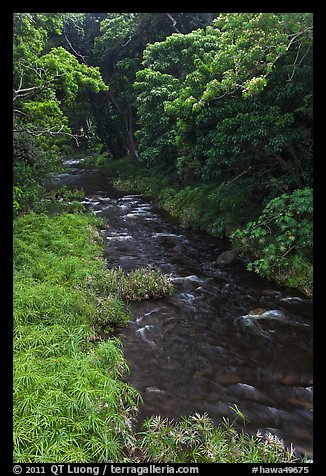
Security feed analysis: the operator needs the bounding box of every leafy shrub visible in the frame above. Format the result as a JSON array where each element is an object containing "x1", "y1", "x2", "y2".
[
  {"x1": 27, "y1": 187, "x2": 86, "y2": 215},
  {"x1": 231, "y1": 188, "x2": 313, "y2": 295},
  {"x1": 13, "y1": 131, "x2": 64, "y2": 212},
  {"x1": 96, "y1": 156, "x2": 139, "y2": 178},
  {"x1": 95, "y1": 156, "x2": 173, "y2": 198},
  {"x1": 13, "y1": 186, "x2": 23, "y2": 216},
  {"x1": 120, "y1": 268, "x2": 174, "y2": 301}
]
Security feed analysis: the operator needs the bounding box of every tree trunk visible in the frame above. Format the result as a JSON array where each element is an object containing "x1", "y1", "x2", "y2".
[
  {"x1": 108, "y1": 91, "x2": 139, "y2": 162},
  {"x1": 125, "y1": 105, "x2": 139, "y2": 163}
]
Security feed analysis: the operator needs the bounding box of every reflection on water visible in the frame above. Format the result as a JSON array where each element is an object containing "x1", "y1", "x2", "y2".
[{"x1": 56, "y1": 160, "x2": 313, "y2": 458}]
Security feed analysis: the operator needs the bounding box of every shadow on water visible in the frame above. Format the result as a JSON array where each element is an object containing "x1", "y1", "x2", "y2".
[{"x1": 55, "y1": 159, "x2": 313, "y2": 458}]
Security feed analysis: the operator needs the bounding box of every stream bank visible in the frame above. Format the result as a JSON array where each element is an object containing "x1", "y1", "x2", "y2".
[{"x1": 55, "y1": 158, "x2": 313, "y2": 459}]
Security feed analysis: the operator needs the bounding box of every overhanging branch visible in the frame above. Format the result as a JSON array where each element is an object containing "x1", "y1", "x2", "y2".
[{"x1": 13, "y1": 125, "x2": 84, "y2": 146}]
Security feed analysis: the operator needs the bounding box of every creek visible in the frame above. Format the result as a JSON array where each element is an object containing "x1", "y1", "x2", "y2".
[{"x1": 55, "y1": 159, "x2": 313, "y2": 458}]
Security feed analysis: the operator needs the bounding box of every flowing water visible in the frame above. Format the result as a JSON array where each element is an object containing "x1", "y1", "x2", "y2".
[{"x1": 55, "y1": 159, "x2": 313, "y2": 458}]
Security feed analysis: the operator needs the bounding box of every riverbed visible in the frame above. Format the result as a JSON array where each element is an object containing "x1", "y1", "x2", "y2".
[{"x1": 55, "y1": 159, "x2": 313, "y2": 458}]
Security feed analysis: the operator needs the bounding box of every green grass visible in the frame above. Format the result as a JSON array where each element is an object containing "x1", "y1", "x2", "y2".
[
  {"x1": 13, "y1": 205, "x2": 300, "y2": 464},
  {"x1": 14, "y1": 329, "x2": 138, "y2": 462},
  {"x1": 13, "y1": 211, "x2": 141, "y2": 462}
]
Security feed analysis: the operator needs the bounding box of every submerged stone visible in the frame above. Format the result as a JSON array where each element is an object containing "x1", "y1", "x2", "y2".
[{"x1": 216, "y1": 249, "x2": 237, "y2": 265}]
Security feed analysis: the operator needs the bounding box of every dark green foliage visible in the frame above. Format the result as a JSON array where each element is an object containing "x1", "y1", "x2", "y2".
[
  {"x1": 13, "y1": 132, "x2": 59, "y2": 212},
  {"x1": 95, "y1": 155, "x2": 174, "y2": 197},
  {"x1": 134, "y1": 13, "x2": 312, "y2": 193},
  {"x1": 97, "y1": 156, "x2": 261, "y2": 238},
  {"x1": 91, "y1": 13, "x2": 217, "y2": 161},
  {"x1": 161, "y1": 179, "x2": 261, "y2": 237},
  {"x1": 231, "y1": 188, "x2": 313, "y2": 295}
]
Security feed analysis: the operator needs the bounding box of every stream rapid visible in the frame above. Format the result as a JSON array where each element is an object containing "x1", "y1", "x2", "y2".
[{"x1": 55, "y1": 159, "x2": 313, "y2": 458}]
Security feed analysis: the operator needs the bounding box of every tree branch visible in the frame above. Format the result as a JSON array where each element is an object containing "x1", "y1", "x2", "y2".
[
  {"x1": 63, "y1": 31, "x2": 86, "y2": 63},
  {"x1": 281, "y1": 244, "x2": 296, "y2": 259},
  {"x1": 222, "y1": 166, "x2": 252, "y2": 187},
  {"x1": 287, "y1": 26, "x2": 313, "y2": 51},
  {"x1": 287, "y1": 42, "x2": 311, "y2": 82},
  {"x1": 13, "y1": 109, "x2": 27, "y2": 117},
  {"x1": 13, "y1": 70, "x2": 67, "y2": 101},
  {"x1": 13, "y1": 125, "x2": 84, "y2": 146},
  {"x1": 166, "y1": 13, "x2": 182, "y2": 34},
  {"x1": 121, "y1": 36, "x2": 132, "y2": 47}
]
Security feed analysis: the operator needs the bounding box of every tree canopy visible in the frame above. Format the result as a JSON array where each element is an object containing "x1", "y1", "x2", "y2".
[
  {"x1": 13, "y1": 13, "x2": 107, "y2": 141},
  {"x1": 134, "y1": 13, "x2": 312, "y2": 192}
]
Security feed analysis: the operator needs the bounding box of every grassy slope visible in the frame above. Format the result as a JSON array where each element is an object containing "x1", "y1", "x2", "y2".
[{"x1": 13, "y1": 212, "x2": 140, "y2": 462}]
